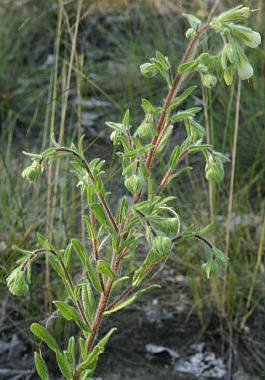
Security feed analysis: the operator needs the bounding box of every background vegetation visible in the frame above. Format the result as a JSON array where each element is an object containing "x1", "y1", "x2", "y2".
[{"x1": 0, "y1": 0, "x2": 264, "y2": 379}]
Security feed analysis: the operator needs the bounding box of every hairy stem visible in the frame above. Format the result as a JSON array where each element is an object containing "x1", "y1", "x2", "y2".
[
  {"x1": 145, "y1": 23, "x2": 210, "y2": 171},
  {"x1": 55, "y1": 148, "x2": 119, "y2": 233}
]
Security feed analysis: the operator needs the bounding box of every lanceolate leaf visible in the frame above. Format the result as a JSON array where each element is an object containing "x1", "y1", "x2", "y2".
[
  {"x1": 71, "y1": 239, "x2": 87, "y2": 267},
  {"x1": 90, "y1": 203, "x2": 110, "y2": 227},
  {"x1": 103, "y1": 285, "x2": 161, "y2": 315},
  {"x1": 81, "y1": 282, "x2": 96, "y2": 325},
  {"x1": 56, "y1": 351, "x2": 72, "y2": 379},
  {"x1": 86, "y1": 259, "x2": 103, "y2": 293},
  {"x1": 53, "y1": 301, "x2": 92, "y2": 333},
  {"x1": 34, "y1": 352, "x2": 50, "y2": 380},
  {"x1": 96, "y1": 260, "x2": 117, "y2": 280},
  {"x1": 53, "y1": 301, "x2": 79, "y2": 321},
  {"x1": 83, "y1": 215, "x2": 96, "y2": 239},
  {"x1": 77, "y1": 328, "x2": 117, "y2": 372},
  {"x1": 178, "y1": 60, "x2": 199, "y2": 73},
  {"x1": 31, "y1": 323, "x2": 59, "y2": 352},
  {"x1": 167, "y1": 85, "x2": 197, "y2": 113}
]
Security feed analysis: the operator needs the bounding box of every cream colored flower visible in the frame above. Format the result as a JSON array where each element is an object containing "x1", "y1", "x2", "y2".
[
  {"x1": 218, "y1": 5, "x2": 250, "y2": 23},
  {"x1": 237, "y1": 60, "x2": 253, "y2": 80}
]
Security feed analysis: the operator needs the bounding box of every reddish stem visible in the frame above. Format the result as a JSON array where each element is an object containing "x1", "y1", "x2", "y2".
[
  {"x1": 105, "y1": 284, "x2": 134, "y2": 312},
  {"x1": 90, "y1": 210, "x2": 105, "y2": 293},
  {"x1": 145, "y1": 23, "x2": 210, "y2": 171},
  {"x1": 143, "y1": 261, "x2": 156, "y2": 275},
  {"x1": 153, "y1": 120, "x2": 171, "y2": 155},
  {"x1": 155, "y1": 168, "x2": 172, "y2": 196},
  {"x1": 55, "y1": 148, "x2": 119, "y2": 233},
  {"x1": 84, "y1": 21, "x2": 211, "y2": 359}
]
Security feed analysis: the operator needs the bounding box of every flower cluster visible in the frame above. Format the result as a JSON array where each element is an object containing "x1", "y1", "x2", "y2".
[
  {"x1": 6, "y1": 267, "x2": 28, "y2": 296},
  {"x1": 212, "y1": 5, "x2": 261, "y2": 84}
]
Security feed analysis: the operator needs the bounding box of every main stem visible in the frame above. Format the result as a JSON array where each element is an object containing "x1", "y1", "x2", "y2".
[
  {"x1": 145, "y1": 22, "x2": 210, "y2": 171},
  {"x1": 81, "y1": 21, "x2": 211, "y2": 367}
]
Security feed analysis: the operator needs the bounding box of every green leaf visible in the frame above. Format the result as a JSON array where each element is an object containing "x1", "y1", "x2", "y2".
[
  {"x1": 112, "y1": 276, "x2": 130, "y2": 289},
  {"x1": 189, "y1": 144, "x2": 212, "y2": 152},
  {"x1": 122, "y1": 160, "x2": 138, "y2": 176},
  {"x1": 169, "y1": 146, "x2": 180, "y2": 169},
  {"x1": 97, "y1": 327, "x2": 117, "y2": 349},
  {"x1": 64, "y1": 244, "x2": 72, "y2": 270},
  {"x1": 36, "y1": 233, "x2": 54, "y2": 251},
  {"x1": 196, "y1": 224, "x2": 212, "y2": 235},
  {"x1": 104, "y1": 285, "x2": 161, "y2": 315},
  {"x1": 167, "y1": 85, "x2": 197, "y2": 114},
  {"x1": 67, "y1": 336, "x2": 75, "y2": 360},
  {"x1": 50, "y1": 132, "x2": 60, "y2": 148},
  {"x1": 34, "y1": 352, "x2": 50, "y2": 380},
  {"x1": 77, "y1": 328, "x2": 117, "y2": 372},
  {"x1": 49, "y1": 153, "x2": 71, "y2": 163},
  {"x1": 53, "y1": 301, "x2": 92, "y2": 334},
  {"x1": 83, "y1": 215, "x2": 96, "y2": 239},
  {"x1": 106, "y1": 121, "x2": 124, "y2": 132},
  {"x1": 22, "y1": 151, "x2": 43, "y2": 160},
  {"x1": 171, "y1": 110, "x2": 195, "y2": 123},
  {"x1": 83, "y1": 215, "x2": 96, "y2": 240},
  {"x1": 31, "y1": 323, "x2": 59, "y2": 352},
  {"x1": 53, "y1": 301, "x2": 78, "y2": 321},
  {"x1": 118, "y1": 233, "x2": 142, "y2": 253},
  {"x1": 48, "y1": 255, "x2": 65, "y2": 278},
  {"x1": 156, "y1": 51, "x2": 170, "y2": 70},
  {"x1": 182, "y1": 13, "x2": 201, "y2": 29},
  {"x1": 90, "y1": 203, "x2": 110, "y2": 228},
  {"x1": 178, "y1": 60, "x2": 199, "y2": 73},
  {"x1": 86, "y1": 259, "x2": 102, "y2": 294},
  {"x1": 79, "y1": 337, "x2": 87, "y2": 361},
  {"x1": 86, "y1": 184, "x2": 94, "y2": 205},
  {"x1": 141, "y1": 98, "x2": 153, "y2": 113},
  {"x1": 123, "y1": 109, "x2": 130, "y2": 129},
  {"x1": 140, "y1": 62, "x2": 159, "y2": 78},
  {"x1": 72, "y1": 239, "x2": 102, "y2": 293},
  {"x1": 119, "y1": 196, "x2": 129, "y2": 224},
  {"x1": 122, "y1": 143, "x2": 154, "y2": 158},
  {"x1": 42, "y1": 148, "x2": 56, "y2": 158},
  {"x1": 80, "y1": 370, "x2": 93, "y2": 380},
  {"x1": 78, "y1": 135, "x2": 86, "y2": 157},
  {"x1": 11, "y1": 245, "x2": 33, "y2": 256},
  {"x1": 133, "y1": 249, "x2": 155, "y2": 286},
  {"x1": 81, "y1": 282, "x2": 96, "y2": 325},
  {"x1": 56, "y1": 351, "x2": 72, "y2": 379},
  {"x1": 96, "y1": 260, "x2": 117, "y2": 280},
  {"x1": 71, "y1": 239, "x2": 87, "y2": 267}
]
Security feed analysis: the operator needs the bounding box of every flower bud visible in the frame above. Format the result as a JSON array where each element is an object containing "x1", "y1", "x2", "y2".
[
  {"x1": 22, "y1": 160, "x2": 42, "y2": 182},
  {"x1": 185, "y1": 28, "x2": 196, "y2": 39},
  {"x1": 153, "y1": 236, "x2": 172, "y2": 255},
  {"x1": 201, "y1": 73, "x2": 217, "y2": 88},
  {"x1": 230, "y1": 24, "x2": 261, "y2": 49},
  {"x1": 7, "y1": 267, "x2": 28, "y2": 296},
  {"x1": 223, "y1": 67, "x2": 234, "y2": 86},
  {"x1": 210, "y1": 18, "x2": 223, "y2": 33},
  {"x1": 185, "y1": 118, "x2": 205, "y2": 143},
  {"x1": 124, "y1": 175, "x2": 144, "y2": 193},
  {"x1": 221, "y1": 43, "x2": 236, "y2": 70},
  {"x1": 205, "y1": 155, "x2": 224, "y2": 183},
  {"x1": 201, "y1": 260, "x2": 219, "y2": 278},
  {"x1": 140, "y1": 63, "x2": 158, "y2": 78},
  {"x1": 135, "y1": 114, "x2": 153, "y2": 138},
  {"x1": 237, "y1": 60, "x2": 253, "y2": 80},
  {"x1": 110, "y1": 130, "x2": 124, "y2": 145},
  {"x1": 233, "y1": 42, "x2": 253, "y2": 80},
  {"x1": 155, "y1": 218, "x2": 180, "y2": 235},
  {"x1": 218, "y1": 5, "x2": 250, "y2": 23}
]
